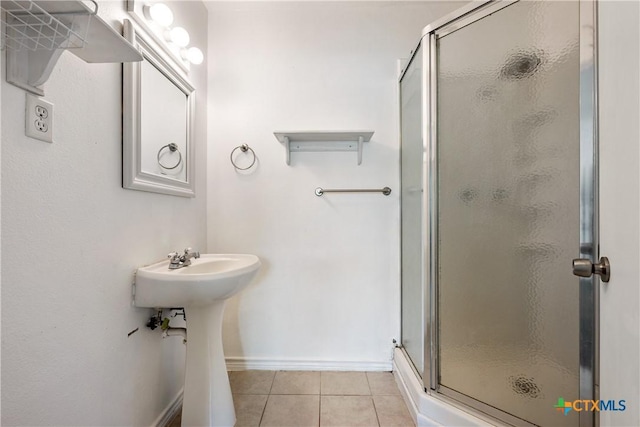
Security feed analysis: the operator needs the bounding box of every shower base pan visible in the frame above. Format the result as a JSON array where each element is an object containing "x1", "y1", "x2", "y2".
[{"x1": 392, "y1": 348, "x2": 497, "y2": 427}]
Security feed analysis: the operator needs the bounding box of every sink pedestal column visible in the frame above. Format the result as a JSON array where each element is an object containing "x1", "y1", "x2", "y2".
[{"x1": 181, "y1": 301, "x2": 235, "y2": 427}]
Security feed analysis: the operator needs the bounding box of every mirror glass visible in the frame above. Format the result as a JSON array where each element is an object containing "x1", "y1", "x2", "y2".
[
  {"x1": 123, "y1": 19, "x2": 195, "y2": 197},
  {"x1": 140, "y1": 60, "x2": 188, "y2": 181}
]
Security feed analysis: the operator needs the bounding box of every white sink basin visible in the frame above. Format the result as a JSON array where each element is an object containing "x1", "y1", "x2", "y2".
[
  {"x1": 134, "y1": 254, "x2": 261, "y2": 307},
  {"x1": 134, "y1": 253, "x2": 261, "y2": 427}
]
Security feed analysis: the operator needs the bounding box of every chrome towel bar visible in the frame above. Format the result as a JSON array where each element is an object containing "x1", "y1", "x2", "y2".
[{"x1": 315, "y1": 187, "x2": 392, "y2": 196}]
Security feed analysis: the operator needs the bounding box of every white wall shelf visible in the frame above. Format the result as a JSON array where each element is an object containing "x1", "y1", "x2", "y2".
[
  {"x1": 2, "y1": 0, "x2": 142, "y2": 95},
  {"x1": 274, "y1": 131, "x2": 374, "y2": 165}
]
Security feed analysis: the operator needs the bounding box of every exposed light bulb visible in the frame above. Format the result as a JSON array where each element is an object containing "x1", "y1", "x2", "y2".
[
  {"x1": 169, "y1": 27, "x2": 190, "y2": 47},
  {"x1": 144, "y1": 3, "x2": 174, "y2": 27},
  {"x1": 182, "y1": 47, "x2": 204, "y2": 65}
]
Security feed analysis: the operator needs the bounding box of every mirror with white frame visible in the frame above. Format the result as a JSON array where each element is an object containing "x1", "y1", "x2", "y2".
[{"x1": 122, "y1": 19, "x2": 195, "y2": 197}]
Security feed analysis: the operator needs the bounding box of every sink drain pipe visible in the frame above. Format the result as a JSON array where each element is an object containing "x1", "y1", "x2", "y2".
[
  {"x1": 163, "y1": 326, "x2": 187, "y2": 343},
  {"x1": 161, "y1": 317, "x2": 187, "y2": 344},
  {"x1": 145, "y1": 310, "x2": 187, "y2": 344}
]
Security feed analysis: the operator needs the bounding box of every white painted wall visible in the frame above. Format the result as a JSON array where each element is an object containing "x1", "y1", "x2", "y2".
[
  {"x1": 598, "y1": 1, "x2": 640, "y2": 425},
  {"x1": 1, "y1": 1, "x2": 208, "y2": 425},
  {"x1": 3, "y1": 0, "x2": 637, "y2": 424},
  {"x1": 206, "y1": 1, "x2": 460, "y2": 369}
]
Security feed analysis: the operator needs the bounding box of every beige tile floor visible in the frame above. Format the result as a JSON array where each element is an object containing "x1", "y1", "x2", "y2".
[{"x1": 168, "y1": 371, "x2": 415, "y2": 427}]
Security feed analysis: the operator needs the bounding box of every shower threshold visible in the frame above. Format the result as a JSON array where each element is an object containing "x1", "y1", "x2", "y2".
[{"x1": 393, "y1": 348, "x2": 507, "y2": 427}]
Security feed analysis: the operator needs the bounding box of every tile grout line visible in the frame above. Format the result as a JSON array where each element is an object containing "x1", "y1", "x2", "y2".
[
  {"x1": 267, "y1": 371, "x2": 277, "y2": 395},
  {"x1": 257, "y1": 394, "x2": 269, "y2": 427},
  {"x1": 370, "y1": 396, "x2": 382, "y2": 427},
  {"x1": 318, "y1": 389, "x2": 322, "y2": 427},
  {"x1": 319, "y1": 371, "x2": 323, "y2": 427},
  {"x1": 366, "y1": 372, "x2": 382, "y2": 427},
  {"x1": 236, "y1": 371, "x2": 410, "y2": 426},
  {"x1": 365, "y1": 371, "x2": 372, "y2": 396},
  {"x1": 257, "y1": 371, "x2": 277, "y2": 426},
  {"x1": 260, "y1": 371, "x2": 278, "y2": 427}
]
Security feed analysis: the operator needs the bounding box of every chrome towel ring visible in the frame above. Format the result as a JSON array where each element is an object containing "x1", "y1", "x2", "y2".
[
  {"x1": 157, "y1": 143, "x2": 182, "y2": 170},
  {"x1": 230, "y1": 144, "x2": 257, "y2": 170}
]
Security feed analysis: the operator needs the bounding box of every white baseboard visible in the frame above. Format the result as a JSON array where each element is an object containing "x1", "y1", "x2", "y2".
[
  {"x1": 225, "y1": 357, "x2": 392, "y2": 372},
  {"x1": 153, "y1": 388, "x2": 184, "y2": 427}
]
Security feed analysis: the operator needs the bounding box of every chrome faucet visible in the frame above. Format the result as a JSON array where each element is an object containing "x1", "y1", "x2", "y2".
[{"x1": 168, "y1": 248, "x2": 200, "y2": 269}]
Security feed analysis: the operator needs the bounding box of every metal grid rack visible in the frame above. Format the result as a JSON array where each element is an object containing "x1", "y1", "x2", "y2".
[{"x1": 1, "y1": 0, "x2": 97, "y2": 52}]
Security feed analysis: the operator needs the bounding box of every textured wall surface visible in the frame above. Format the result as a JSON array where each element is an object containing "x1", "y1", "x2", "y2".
[
  {"x1": 1, "y1": 1, "x2": 208, "y2": 425},
  {"x1": 598, "y1": 1, "x2": 640, "y2": 426},
  {"x1": 206, "y1": 1, "x2": 460, "y2": 369}
]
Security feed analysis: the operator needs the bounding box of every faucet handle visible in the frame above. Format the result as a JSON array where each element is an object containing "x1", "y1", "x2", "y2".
[
  {"x1": 184, "y1": 247, "x2": 200, "y2": 257},
  {"x1": 168, "y1": 251, "x2": 179, "y2": 259}
]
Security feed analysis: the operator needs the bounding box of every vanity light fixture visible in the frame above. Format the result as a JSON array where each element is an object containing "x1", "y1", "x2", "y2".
[
  {"x1": 182, "y1": 47, "x2": 204, "y2": 65},
  {"x1": 140, "y1": 3, "x2": 203, "y2": 66},
  {"x1": 168, "y1": 26, "x2": 190, "y2": 47},
  {"x1": 143, "y1": 2, "x2": 174, "y2": 27}
]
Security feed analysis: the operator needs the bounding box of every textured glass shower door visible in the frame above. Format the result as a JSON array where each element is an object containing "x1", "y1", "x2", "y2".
[{"x1": 435, "y1": 1, "x2": 584, "y2": 426}]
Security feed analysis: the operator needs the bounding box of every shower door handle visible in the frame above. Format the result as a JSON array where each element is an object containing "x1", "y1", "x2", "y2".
[{"x1": 572, "y1": 257, "x2": 611, "y2": 282}]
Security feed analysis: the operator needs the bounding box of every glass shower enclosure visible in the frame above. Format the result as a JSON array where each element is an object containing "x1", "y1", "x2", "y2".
[{"x1": 399, "y1": 1, "x2": 598, "y2": 426}]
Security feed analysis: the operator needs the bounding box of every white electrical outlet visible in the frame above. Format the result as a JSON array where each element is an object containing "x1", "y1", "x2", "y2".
[{"x1": 25, "y1": 94, "x2": 54, "y2": 143}]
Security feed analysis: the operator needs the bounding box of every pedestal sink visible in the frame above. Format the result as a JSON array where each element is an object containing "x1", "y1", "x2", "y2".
[{"x1": 134, "y1": 254, "x2": 261, "y2": 427}]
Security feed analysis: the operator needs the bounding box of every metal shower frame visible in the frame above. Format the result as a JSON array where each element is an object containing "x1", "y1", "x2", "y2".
[{"x1": 398, "y1": 0, "x2": 599, "y2": 425}]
